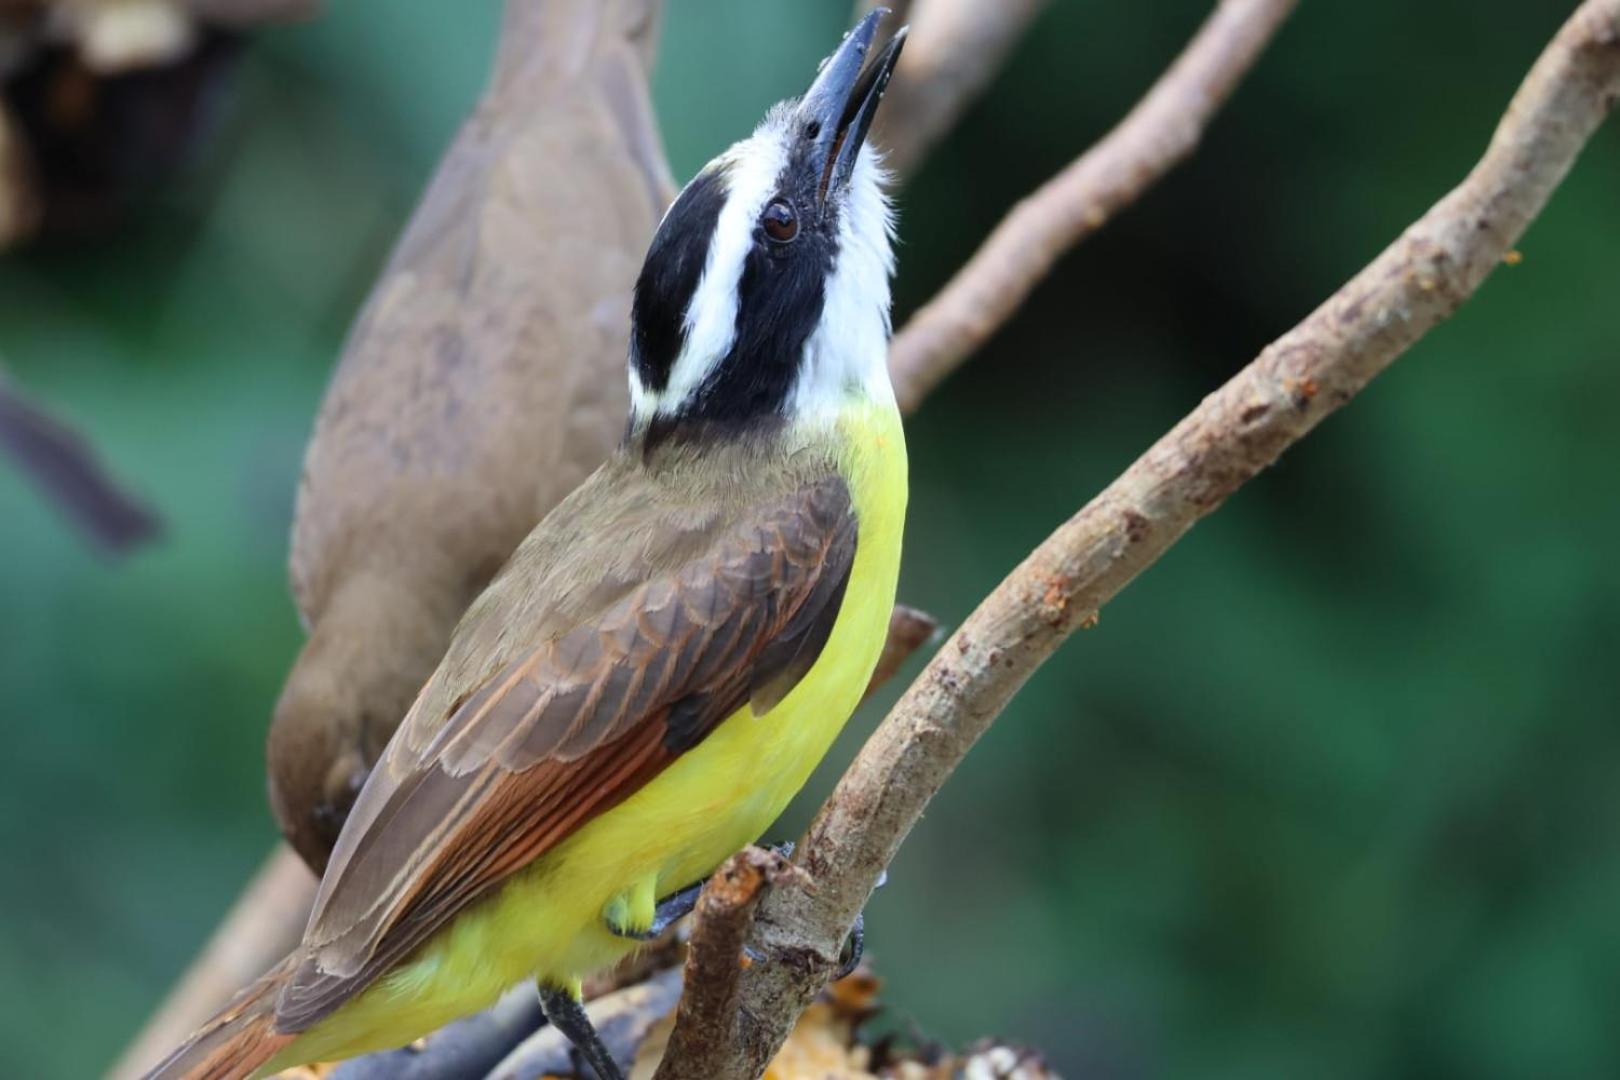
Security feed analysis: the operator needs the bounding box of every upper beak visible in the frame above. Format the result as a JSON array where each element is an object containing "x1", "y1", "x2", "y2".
[{"x1": 799, "y1": 9, "x2": 908, "y2": 206}]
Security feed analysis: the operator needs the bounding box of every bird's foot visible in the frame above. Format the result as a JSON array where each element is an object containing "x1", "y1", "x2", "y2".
[
  {"x1": 832, "y1": 867, "x2": 886, "y2": 980},
  {"x1": 605, "y1": 878, "x2": 703, "y2": 942},
  {"x1": 603, "y1": 841, "x2": 799, "y2": 941},
  {"x1": 537, "y1": 984, "x2": 626, "y2": 1080},
  {"x1": 741, "y1": 864, "x2": 887, "y2": 981}
]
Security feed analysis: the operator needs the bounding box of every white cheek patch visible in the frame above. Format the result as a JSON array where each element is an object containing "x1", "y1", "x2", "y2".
[
  {"x1": 651, "y1": 123, "x2": 792, "y2": 418},
  {"x1": 791, "y1": 144, "x2": 897, "y2": 419}
]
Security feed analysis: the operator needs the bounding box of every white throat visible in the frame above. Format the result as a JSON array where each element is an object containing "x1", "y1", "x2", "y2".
[{"x1": 791, "y1": 146, "x2": 896, "y2": 421}]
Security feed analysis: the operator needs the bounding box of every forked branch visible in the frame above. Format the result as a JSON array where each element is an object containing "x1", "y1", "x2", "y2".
[{"x1": 659, "y1": 2, "x2": 1620, "y2": 1077}]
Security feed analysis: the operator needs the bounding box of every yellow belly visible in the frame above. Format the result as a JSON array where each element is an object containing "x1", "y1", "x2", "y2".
[{"x1": 271, "y1": 400, "x2": 907, "y2": 1070}]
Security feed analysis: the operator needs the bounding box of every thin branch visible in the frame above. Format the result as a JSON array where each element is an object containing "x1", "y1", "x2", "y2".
[
  {"x1": 327, "y1": 987, "x2": 540, "y2": 1080},
  {"x1": 888, "y1": 0, "x2": 1299, "y2": 414},
  {"x1": 674, "y1": 2, "x2": 1620, "y2": 1077},
  {"x1": 488, "y1": 968, "x2": 684, "y2": 1080},
  {"x1": 871, "y1": 0, "x2": 1051, "y2": 177},
  {"x1": 862, "y1": 604, "x2": 937, "y2": 702},
  {"x1": 0, "y1": 374, "x2": 161, "y2": 556},
  {"x1": 652, "y1": 848, "x2": 807, "y2": 1080}
]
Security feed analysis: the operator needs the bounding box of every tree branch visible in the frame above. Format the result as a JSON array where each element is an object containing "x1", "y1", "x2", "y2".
[
  {"x1": 888, "y1": 0, "x2": 1299, "y2": 414},
  {"x1": 650, "y1": 848, "x2": 808, "y2": 1080},
  {"x1": 672, "y1": 2, "x2": 1620, "y2": 1077},
  {"x1": 862, "y1": 604, "x2": 936, "y2": 702},
  {"x1": 328, "y1": 986, "x2": 541, "y2": 1080},
  {"x1": 0, "y1": 373, "x2": 162, "y2": 556}
]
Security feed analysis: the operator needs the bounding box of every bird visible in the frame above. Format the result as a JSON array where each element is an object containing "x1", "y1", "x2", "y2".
[
  {"x1": 269, "y1": 0, "x2": 674, "y2": 874},
  {"x1": 145, "y1": 11, "x2": 909, "y2": 1080}
]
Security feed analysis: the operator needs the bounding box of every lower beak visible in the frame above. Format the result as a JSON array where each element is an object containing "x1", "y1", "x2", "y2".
[{"x1": 799, "y1": 10, "x2": 908, "y2": 205}]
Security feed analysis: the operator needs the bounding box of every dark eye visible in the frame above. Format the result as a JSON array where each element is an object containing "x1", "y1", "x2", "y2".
[{"x1": 762, "y1": 199, "x2": 798, "y2": 243}]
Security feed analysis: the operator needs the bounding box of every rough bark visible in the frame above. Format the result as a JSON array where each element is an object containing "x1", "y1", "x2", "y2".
[{"x1": 651, "y1": 848, "x2": 807, "y2": 1080}]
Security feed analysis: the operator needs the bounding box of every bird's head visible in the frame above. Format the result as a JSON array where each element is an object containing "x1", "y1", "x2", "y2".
[{"x1": 627, "y1": 11, "x2": 906, "y2": 442}]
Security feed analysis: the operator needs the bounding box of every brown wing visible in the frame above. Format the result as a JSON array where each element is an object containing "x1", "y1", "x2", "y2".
[{"x1": 274, "y1": 474, "x2": 856, "y2": 1032}]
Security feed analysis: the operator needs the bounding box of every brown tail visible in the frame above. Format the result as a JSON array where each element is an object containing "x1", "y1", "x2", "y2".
[{"x1": 139, "y1": 957, "x2": 300, "y2": 1080}]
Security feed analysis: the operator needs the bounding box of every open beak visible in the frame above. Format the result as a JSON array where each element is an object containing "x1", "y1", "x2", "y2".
[{"x1": 799, "y1": 9, "x2": 908, "y2": 207}]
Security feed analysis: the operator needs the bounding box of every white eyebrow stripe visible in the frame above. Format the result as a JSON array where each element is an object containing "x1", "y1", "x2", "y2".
[{"x1": 655, "y1": 125, "x2": 790, "y2": 416}]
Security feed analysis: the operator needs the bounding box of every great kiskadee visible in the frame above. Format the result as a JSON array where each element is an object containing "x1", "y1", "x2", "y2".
[{"x1": 144, "y1": 12, "x2": 908, "y2": 1080}]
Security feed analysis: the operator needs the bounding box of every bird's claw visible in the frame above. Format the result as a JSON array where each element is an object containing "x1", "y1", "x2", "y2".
[
  {"x1": 605, "y1": 841, "x2": 800, "y2": 942},
  {"x1": 833, "y1": 866, "x2": 889, "y2": 979},
  {"x1": 834, "y1": 910, "x2": 865, "y2": 981}
]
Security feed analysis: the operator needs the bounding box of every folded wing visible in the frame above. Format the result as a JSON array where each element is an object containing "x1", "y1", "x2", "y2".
[{"x1": 275, "y1": 473, "x2": 856, "y2": 1032}]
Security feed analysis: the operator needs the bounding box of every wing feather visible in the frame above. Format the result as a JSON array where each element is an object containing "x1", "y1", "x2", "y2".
[{"x1": 274, "y1": 472, "x2": 856, "y2": 1032}]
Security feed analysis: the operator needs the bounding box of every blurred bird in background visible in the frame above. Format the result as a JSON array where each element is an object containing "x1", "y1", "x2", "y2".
[{"x1": 267, "y1": 0, "x2": 673, "y2": 874}]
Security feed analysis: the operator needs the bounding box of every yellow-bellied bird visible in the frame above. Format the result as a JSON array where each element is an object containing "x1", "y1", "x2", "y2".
[{"x1": 145, "y1": 12, "x2": 908, "y2": 1080}]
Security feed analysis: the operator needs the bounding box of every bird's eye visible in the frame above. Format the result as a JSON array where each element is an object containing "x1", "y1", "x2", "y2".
[{"x1": 762, "y1": 200, "x2": 799, "y2": 243}]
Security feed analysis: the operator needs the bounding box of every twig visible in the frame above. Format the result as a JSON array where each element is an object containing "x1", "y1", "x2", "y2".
[
  {"x1": 487, "y1": 967, "x2": 684, "y2": 1080},
  {"x1": 651, "y1": 848, "x2": 807, "y2": 1080},
  {"x1": 328, "y1": 986, "x2": 540, "y2": 1080},
  {"x1": 110, "y1": 846, "x2": 314, "y2": 1080},
  {"x1": 861, "y1": 604, "x2": 937, "y2": 702},
  {"x1": 871, "y1": 0, "x2": 1051, "y2": 177},
  {"x1": 669, "y1": 3, "x2": 1620, "y2": 1077},
  {"x1": 888, "y1": 0, "x2": 1299, "y2": 413},
  {"x1": 0, "y1": 375, "x2": 161, "y2": 556}
]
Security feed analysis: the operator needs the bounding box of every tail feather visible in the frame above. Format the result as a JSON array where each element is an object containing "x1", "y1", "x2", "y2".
[{"x1": 140, "y1": 957, "x2": 300, "y2": 1080}]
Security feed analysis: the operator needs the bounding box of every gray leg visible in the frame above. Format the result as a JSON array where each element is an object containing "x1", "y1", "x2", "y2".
[{"x1": 537, "y1": 984, "x2": 624, "y2": 1080}]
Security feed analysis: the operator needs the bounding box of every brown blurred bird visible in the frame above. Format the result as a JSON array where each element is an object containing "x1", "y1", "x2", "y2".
[
  {"x1": 143, "y1": 14, "x2": 908, "y2": 1077},
  {"x1": 268, "y1": 0, "x2": 674, "y2": 874}
]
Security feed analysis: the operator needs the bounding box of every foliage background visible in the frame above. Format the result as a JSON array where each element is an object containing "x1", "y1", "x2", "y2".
[{"x1": 2, "y1": 2, "x2": 1618, "y2": 1076}]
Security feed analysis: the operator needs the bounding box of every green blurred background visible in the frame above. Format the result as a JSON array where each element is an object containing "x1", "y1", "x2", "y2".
[{"x1": 3, "y1": 1, "x2": 1619, "y2": 1076}]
